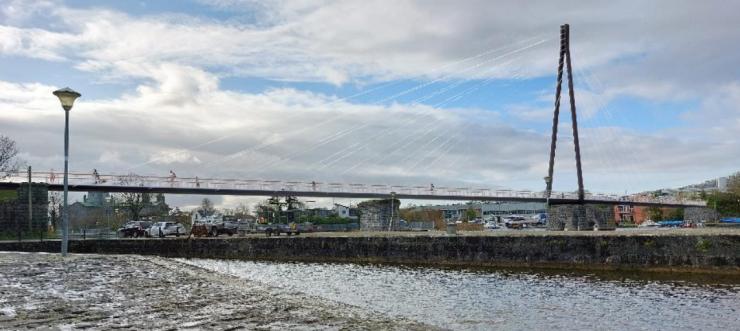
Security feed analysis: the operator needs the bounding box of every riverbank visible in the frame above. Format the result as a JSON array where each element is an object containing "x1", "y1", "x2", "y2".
[
  {"x1": 1, "y1": 229, "x2": 738, "y2": 274},
  {"x1": 0, "y1": 252, "x2": 433, "y2": 330}
]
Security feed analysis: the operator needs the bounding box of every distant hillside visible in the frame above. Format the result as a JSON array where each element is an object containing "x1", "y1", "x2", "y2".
[{"x1": 678, "y1": 171, "x2": 738, "y2": 193}]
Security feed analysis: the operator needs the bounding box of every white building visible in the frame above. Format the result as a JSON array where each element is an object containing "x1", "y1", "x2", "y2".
[
  {"x1": 334, "y1": 203, "x2": 351, "y2": 218},
  {"x1": 718, "y1": 177, "x2": 729, "y2": 192}
]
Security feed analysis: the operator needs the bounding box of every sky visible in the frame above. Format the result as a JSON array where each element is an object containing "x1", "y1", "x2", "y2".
[{"x1": 1, "y1": 0, "x2": 739, "y2": 209}]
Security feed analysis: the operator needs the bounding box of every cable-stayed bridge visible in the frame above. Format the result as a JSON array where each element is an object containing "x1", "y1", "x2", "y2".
[
  {"x1": 0, "y1": 171, "x2": 705, "y2": 208},
  {"x1": 1, "y1": 25, "x2": 709, "y2": 210}
]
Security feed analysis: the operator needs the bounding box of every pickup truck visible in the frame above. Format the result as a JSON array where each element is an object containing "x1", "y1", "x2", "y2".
[{"x1": 192, "y1": 220, "x2": 239, "y2": 237}]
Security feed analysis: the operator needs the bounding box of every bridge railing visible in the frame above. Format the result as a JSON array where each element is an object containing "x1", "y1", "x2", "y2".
[{"x1": 1, "y1": 171, "x2": 706, "y2": 206}]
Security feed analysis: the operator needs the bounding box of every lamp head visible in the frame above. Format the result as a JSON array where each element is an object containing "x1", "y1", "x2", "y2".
[{"x1": 53, "y1": 87, "x2": 81, "y2": 111}]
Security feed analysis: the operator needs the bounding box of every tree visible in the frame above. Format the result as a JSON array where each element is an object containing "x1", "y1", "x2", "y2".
[
  {"x1": 200, "y1": 198, "x2": 216, "y2": 216},
  {"x1": 705, "y1": 191, "x2": 740, "y2": 217},
  {"x1": 169, "y1": 207, "x2": 192, "y2": 228},
  {"x1": 665, "y1": 208, "x2": 684, "y2": 221},
  {"x1": 0, "y1": 135, "x2": 21, "y2": 176},
  {"x1": 233, "y1": 202, "x2": 252, "y2": 218},
  {"x1": 255, "y1": 200, "x2": 278, "y2": 223},
  {"x1": 646, "y1": 206, "x2": 664, "y2": 221},
  {"x1": 48, "y1": 191, "x2": 62, "y2": 231},
  {"x1": 115, "y1": 173, "x2": 147, "y2": 221},
  {"x1": 728, "y1": 172, "x2": 740, "y2": 196},
  {"x1": 464, "y1": 208, "x2": 477, "y2": 222}
]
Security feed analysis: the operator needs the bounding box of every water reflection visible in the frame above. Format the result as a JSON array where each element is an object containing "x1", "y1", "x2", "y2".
[{"x1": 177, "y1": 259, "x2": 740, "y2": 331}]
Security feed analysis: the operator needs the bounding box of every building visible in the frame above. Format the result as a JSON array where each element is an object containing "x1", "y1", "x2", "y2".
[
  {"x1": 140, "y1": 193, "x2": 169, "y2": 217},
  {"x1": 68, "y1": 191, "x2": 169, "y2": 228},
  {"x1": 67, "y1": 192, "x2": 113, "y2": 229},
  {"x1": 333, "y1": 203, "x2": 359, "y2": 221},
  {"x1": 614, "y1": 204, "x2": 634, "y2": 224},
  {"x1": 613, "y1": 205, "x2": 681, "y2": 225},
  {"x1": 718, "y1": 177, "x2": 729, "y2": 192}
]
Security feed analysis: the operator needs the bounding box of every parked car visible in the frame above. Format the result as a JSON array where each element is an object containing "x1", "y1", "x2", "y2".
[
  {"x1": 117, "y1": 221, "x2": 152, "y2": 238},
  {"x1": 147, "y1": 222, "x2": 186, "y2": 238},
  {"x1": 192, "y1": 219, "x2": 239, "y2": 237}
]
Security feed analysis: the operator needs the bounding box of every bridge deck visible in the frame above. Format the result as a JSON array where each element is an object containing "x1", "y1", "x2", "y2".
[{"x1": 0, "y1": 171, "x2": 705, "y2": 208}]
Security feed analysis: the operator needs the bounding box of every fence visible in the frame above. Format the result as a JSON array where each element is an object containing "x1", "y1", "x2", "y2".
[{"x1": 2, "y1": 171, "x2": 707, "y2": 206}]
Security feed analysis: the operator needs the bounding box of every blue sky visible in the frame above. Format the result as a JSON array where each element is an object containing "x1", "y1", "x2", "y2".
[{"x1": 1, "y1": 0, "x2": 739, "y2": 208}]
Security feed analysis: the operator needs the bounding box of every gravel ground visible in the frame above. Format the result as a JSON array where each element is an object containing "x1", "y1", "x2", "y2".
[{"x1": 0, "y1": 252, "x2": 436, "y2": 330}]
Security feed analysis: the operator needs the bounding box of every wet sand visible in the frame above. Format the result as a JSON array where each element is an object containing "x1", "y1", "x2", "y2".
[{"x1": 0, "y1": 252, "x2": 434, "y2": 330}]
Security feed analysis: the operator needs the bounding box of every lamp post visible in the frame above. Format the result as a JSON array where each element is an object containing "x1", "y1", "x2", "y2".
[{"x1": 53, "y1": 87, "x2": 81, "y2": 257}]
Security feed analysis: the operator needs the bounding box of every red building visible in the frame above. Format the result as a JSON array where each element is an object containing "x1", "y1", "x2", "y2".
[{"x1": 613, "y1": 205, "x2": 679, "y2": 225}]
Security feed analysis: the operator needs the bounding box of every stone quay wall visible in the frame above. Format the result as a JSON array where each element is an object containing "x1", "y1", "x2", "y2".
[
  {"x1": 1, "y1": 233, "x2": 737, "y2": 273},
  {"x1": 548, "y1": 204, "x2": 615, "y2": 231}
]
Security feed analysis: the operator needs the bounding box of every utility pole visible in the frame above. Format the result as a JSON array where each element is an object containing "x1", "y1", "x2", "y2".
[
  {"x1": 28, "y1": 166, "x2": 32, "y2": 233},
  {"x1": 546, "y1": 24, "x2": 585, "y2": 202},
  {"x1": 389, "y1": 192, "x2": 396, "y2": 231}
]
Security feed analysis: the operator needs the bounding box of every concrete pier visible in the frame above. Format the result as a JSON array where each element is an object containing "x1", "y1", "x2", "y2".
[{"x1": 548, "y1": 204, "x2": 616, "y2": 231}]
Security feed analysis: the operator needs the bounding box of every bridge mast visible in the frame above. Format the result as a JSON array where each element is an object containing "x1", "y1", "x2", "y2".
[{"x1": 546, "y1": 23, "x2": 585, "y2": 202}]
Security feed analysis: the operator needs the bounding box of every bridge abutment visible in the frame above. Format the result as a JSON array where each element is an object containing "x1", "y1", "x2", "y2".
[{"x1": 547, "y1": 204, "x2": 615, "y2": 231}]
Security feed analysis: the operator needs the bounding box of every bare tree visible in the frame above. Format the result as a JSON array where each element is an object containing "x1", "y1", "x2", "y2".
[
  {"x1": 234, "y1": 202, "x2": 252, "y2": 218},
  {"x1": 0, "y1": 135, "x2": 21, "y2": 176},
  {"x1": 115, "y1": 173, "x2": 147, "y2": 221},
  {"x1": 200, "y1": 198, "x2": 216, "y2": 216},
  {"x1": 48, "y1": 191, "x2": 62, "y2": 231}
]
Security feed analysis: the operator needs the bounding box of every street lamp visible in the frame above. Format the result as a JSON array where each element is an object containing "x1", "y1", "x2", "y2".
[{"x1": 53, "y1": 87, "x2": 81, "y2": 257}]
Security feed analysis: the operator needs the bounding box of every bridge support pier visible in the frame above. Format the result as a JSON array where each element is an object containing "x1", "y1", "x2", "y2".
[
  {"x1": 548, "y1": 204, "x2": 615, "y2": 231},
  {"x1": 684, "y1": 207, "x2": 720, "y2": 223}
]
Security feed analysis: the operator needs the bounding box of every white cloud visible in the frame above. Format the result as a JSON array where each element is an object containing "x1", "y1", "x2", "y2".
[
  {"x1": 148, "y1": 150, "x2": 203, "y2": 165},
  {"x1": 2, "y1": 0, "x2": 738, "y2": 94},
  {"x1": 98, "y1": 151, "x2": 121, "y2": 163}
]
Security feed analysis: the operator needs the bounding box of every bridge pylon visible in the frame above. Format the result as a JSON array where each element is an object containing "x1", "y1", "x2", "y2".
[{"x1": 545, "y1": 23, "x2": 585, "y2": 202}]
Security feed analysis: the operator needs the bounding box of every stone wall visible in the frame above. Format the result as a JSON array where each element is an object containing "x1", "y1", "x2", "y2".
[
  {"x1": 358, "y1": 199, "x2": 400, "y2": 231},
  {"x1": 548, "y1": 204, "x2": 615, "y2": 231},
  {"x1": 0, "y1": 200, "x2": 18, "y2": 234},
  {"x1": 684, "y1": 207, "x2": 720, "y2": 222},
  {"x1": 0, "y1": 183, "x2": 48, "y2": 234},
  {"x1": 1, "y1": 233, "x2": 737, "y2": 273}
]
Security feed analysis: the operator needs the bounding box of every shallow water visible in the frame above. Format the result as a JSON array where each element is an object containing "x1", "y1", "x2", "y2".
[{"x1": 179, "y1": 259, "x2": 740, "y2": 331}]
